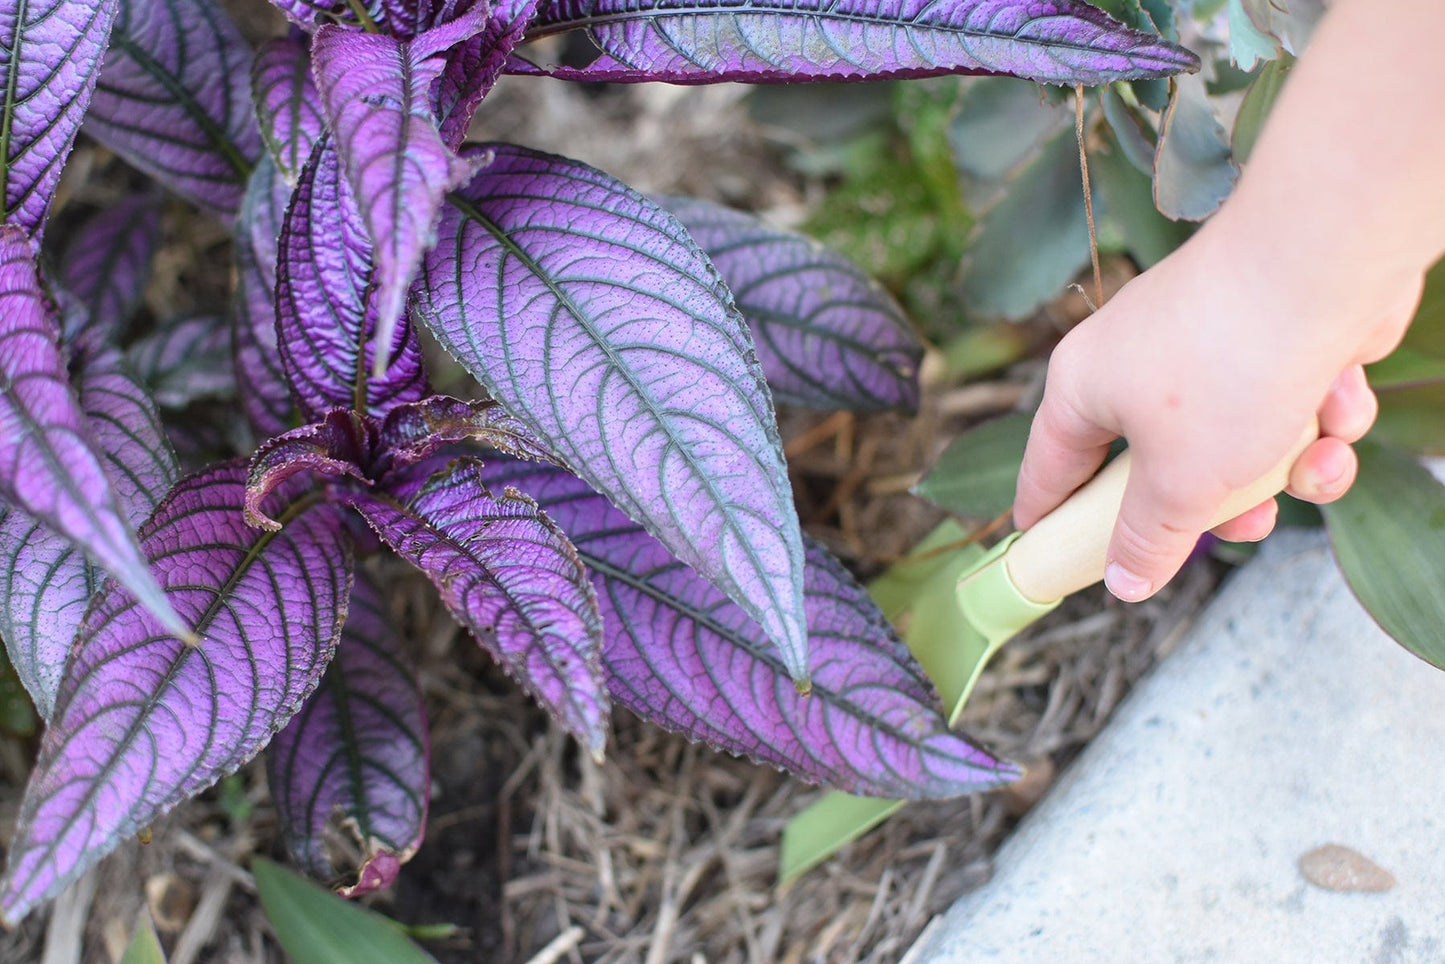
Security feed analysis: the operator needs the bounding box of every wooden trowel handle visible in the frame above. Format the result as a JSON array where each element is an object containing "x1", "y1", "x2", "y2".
[{"x1": 1004, "y1": 421, "x2": 1319, "y2": 605}]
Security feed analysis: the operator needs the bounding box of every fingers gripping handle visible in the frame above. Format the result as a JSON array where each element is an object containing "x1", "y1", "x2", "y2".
[{"x1": 1005, "y1": 421, "x2": 1319, "y2": 605}]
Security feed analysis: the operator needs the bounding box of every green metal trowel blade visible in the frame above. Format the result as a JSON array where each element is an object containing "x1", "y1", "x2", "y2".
[{"x1": 778, "y1": 525, "x2": 1059, "y2": 885}]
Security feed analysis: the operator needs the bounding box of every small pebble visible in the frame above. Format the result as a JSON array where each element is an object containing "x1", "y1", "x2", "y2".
[
  {"x1": 1298, "y1": 844, "x2": 1395, "y2": 893},
  {"x1": 146, "y1": 872, "x2": 197, "y2": 932},
  {"x1": 1000, "y1": 757, "x2": 1056, "y2": 817}
]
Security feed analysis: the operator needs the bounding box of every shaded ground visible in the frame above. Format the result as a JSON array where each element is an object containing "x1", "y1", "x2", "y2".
[{"x1": 0, "y1": 73, "x2": 1223, "y2": 963}]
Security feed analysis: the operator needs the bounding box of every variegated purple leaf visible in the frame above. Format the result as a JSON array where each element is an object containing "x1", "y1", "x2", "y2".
[
  {"x1": 310, "y1": 9, "x2": 487, "y2": 373},
  {"x1": 0, "y1": 0, "x2": 118, "y2": 236},
  {"x1": 87, "y1": 0, "x2": 263, "y2": 219},
  {"x1": 246, "y1": 410, "x2": 372, "y2": 530},
  {"x1": 377, "y1": 395, "x2": 559, "y2": 474},
  {"x1": 278, "y1": 140, "x2": 428, "y2": 419},
  {"x1": 0, "y1": 461, "x2": 353, "y2": 923},
  {"x1": 54, "y1": 196, "x2": 160, "y2": 339},
  {"x1": 0, "y1": 227, "x2": 188, "y2": 642},
  {"x1": 127, "y1": 313, "x2": 235, "y2": 408},
  {"x1": 660, "y1": 196, "x2": 921, "y2": 413},
  {"x1": 435, "y1": 0, "x2": 540, "y2": 150},
  {"x1": 234, "y1": 233, "x2": 296, "y2": 439},
  {"x1": 233, "y1": 157, "x2": 297, "y2": 437},
  {"x1": 342, "y1": 458, "x2": 608, "y2": 756},
  {"x1": 253, "y1": 35, "x2": 327, "y2": 187},
  {"x1": 415, "y1": 144, "x2": 810, "y2": 681},
  {"x1": 510, "y1": 0, "x2": 1199, "y2": 85},
  {"x1": 268, "y1": 571, "x2": 428, "y2": 894},
  {"x1": 0, "y1": 343, "x2": 176, "y2": 719},
  {"x1": 481, "y1": 460, "x2": 1019, "y2": 798}
]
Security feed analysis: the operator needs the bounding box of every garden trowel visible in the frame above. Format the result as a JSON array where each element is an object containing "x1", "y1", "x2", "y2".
[{"x1": 778, "y1": 426, "x2": 1315, "y2": 883}]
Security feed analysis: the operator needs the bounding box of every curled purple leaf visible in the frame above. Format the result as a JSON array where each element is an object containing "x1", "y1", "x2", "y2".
[
  {"x1": 253, "y1": 35, "x2": 327, "y2": 187},
  {"x1": 278, "y1": 140, "x2": 429, "y2": 420},
  {"x1": 660, "y1": 196, "x2": 922, "y2": 413},
  {"x1": 0, "y1": 343, "x2": 177, "y2": 719},
  {"x1": 0, "y1": 227, "x2": 188, "y2": 643},
  {"x1": 87, "y1": 0, "x2": 263, "y2": 219},
  {"x1": 415, "y1": 144, "x2": 810, "y2": 681},
  {"x1": 268, "y1": 571, "x2": 429, "y2": 894},
  {"x1": 310, "y1": 9, "x2": 487, "y2": 375},
  {"x1": 0, "y1": 462, "x2": 354, "y2": 923},
  {"x1": 0, "y1": 0, "x2": 119, "y2": 236},
  {"x1": 127, "y1": 313, "x2": 236, "y2": 408},
  {"x1": 511, "y1": 0, "x2": 1200, "y2": 85},
  {"x1": 247, "y1": 410, "x2": 372, "y2": 530},
  {"x1": 55, "y1": 196, "x2": 161, "y2": 338},
  {"x1": 232, "y1": 157, "x2": 298, "y2": 437},
  {"x1": 483, "y1": 460, "x2": 1019, "y2": 799},
  {"x1": 435, "y1": 0, "x2": 541, "y2": 150},
  {"x1": 342, "y1": 458, "x2": 608, "y2": 757},
  {"x1": 378, "y1": 395, "x2": 560, "y2": 474}
]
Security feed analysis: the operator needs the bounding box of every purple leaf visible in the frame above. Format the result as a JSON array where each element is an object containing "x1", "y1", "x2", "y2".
[
  {"x1": 54, "y1": 196, "x2": 161, "y2": 338},
  {"x1": 377, "y1": 395, "x2": 560, "y2": 474},
  {"x1": 268, "y1": 571, "x2": 429, "y2": 894},
  {"x1": 342, "y1": 458, "x2": 608, "y2": 756},
  {"x1": 0, "y1": 227, "x2": 188, "y2": 643},
  {"x1": 253, "y1": 35, "x2": 327, "y2": 187},
  {"x1": 233, "y1": 157, "x2": 298, "y2": 437},
  {"x1": 86, "y1": 0, "x2": 263, "y2": 219},
  {"x1": 127, "y1": 313, "x2": 236, "y2": 408},
  {"x1": 660, "y1": 196, "x2": 922, "y2": 413},
  {"x1": 511, "y1": 0, "x2": 1200, "y2": 85},
  {"x1": 0, "y1": 461, "x2": 353, "y2": 923},
  {"x1": 482, "y1": 460, "x2": 1020, "y2": 798},
  {"x1": 415, "y1": 144, "x2": 810, "y2": 681},
  {"x1": 246, "y1": 410, "x2": 372, "y2": 531},
  {"x1": 0, "y1": 343, "x2": 177, "y2": 719},
  {"x1": 278, "y1": 140, "x2": 429, "y2": 420},
  {"x1": 435, "y1": 0, "x2": 541, "y2": 150},
  {"x1": 0, "y1": 0, "x2": 119, "y2": 236},
  {"x1": 310, "y1": 9, "x2": 486, "y2": 375}
]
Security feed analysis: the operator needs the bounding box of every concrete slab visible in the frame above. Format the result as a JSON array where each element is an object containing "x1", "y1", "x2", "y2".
[{"x1": 904, "y1": 528, "x2": 1445, "y2": 964}]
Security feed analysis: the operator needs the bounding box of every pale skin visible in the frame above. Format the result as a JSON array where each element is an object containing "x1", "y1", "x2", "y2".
[{"x1": 1014, "y1": 0, "x2": 1445, "y2": 602}]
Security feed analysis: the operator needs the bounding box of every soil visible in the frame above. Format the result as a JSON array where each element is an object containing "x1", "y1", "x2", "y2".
[{"x1": 0, "y1": 68, "x2": 1224, "y2": 964}]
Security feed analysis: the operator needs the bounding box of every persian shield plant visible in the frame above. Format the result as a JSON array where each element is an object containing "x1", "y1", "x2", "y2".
[{"x1": 0, "y1": 0, "x2": 1197, "y2": 920}]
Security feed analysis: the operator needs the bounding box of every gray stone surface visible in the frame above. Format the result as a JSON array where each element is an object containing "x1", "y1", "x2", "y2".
[{"x1": 904, "y1": 529, "x2": 1445, "y2": 964}]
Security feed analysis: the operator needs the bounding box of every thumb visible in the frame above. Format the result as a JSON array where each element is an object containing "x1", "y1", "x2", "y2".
[{"x1": 1104, "y1": 460, "x2": 1225, "y2": 603}]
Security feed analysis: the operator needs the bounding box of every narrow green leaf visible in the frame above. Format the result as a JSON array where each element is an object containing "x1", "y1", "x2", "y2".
[
  {"x1": 914, "y1": 413, "x2": 1032, "y2": 519},
  {"x1": 253, "y1": 858, "x2": 439, "y2": 964},
  {"x1": 1322, "y1": 441, "x2": 1445, "y2": 671},
  {"x1": 1232, "y1": 55, "x2": 1294, "y2": 164},
  {"x1": 119, "y1": 910, "x2": 167, "y2": 964}
]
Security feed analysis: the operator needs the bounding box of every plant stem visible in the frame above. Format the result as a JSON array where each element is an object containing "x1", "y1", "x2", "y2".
[
  {"x1": 344, "y1": 0, "x2": 380, "y2": 32},
  {"x1": 1075, "y1": 85, "x2": 1103, "y2": 311}
]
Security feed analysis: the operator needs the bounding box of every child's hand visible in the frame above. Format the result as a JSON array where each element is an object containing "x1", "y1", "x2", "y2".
[
  {"x1": 1012, "y1": 0, "x2": 1445, "y2": 603},
  {"x1": 1013, "y1": 216, "x2": 1418, "y2": 603}
]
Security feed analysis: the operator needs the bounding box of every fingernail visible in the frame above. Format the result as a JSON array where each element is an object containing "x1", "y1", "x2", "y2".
[{"x1": 1105, "y1": 563, "x2": 1151, "y2": 602}]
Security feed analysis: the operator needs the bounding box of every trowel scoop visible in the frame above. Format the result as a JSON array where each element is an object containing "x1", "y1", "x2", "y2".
[{"x1": 778, "y1": 425, "x2": 1316, "y2": 883}]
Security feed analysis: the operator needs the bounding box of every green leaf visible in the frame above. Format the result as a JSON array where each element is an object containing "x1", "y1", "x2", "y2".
[
  {"x1": 1100, "y1": 84, "x2": 1158, "y2": 175},
  {"x1": 914, "y1": 413, "x2": 1032, "y2": 519},
  {"x1": 949, "y1": 77, "x2": 1071, "y2": 188},
  {"x1": 1232, "y1": 55, "x2": 1295, "y2": 164},
  {"x1": 1321, "y1": 441, "x2": 1445, "y2": 671},
  {"x1": 1227, "y1": 0, "x2": 1280, "y2": 70},
  {"x1": 0, "y1": 647, "x2": 37, "y2": 738},
  {"x1": 1154, "y1": 73, "x2": 1238, "y2": 221},
  {"x1": 1093, "y1": 130, "x2": 1192, "y2": 268},
  {"x1": 253, "y1": 858, "x2": 439, "y2": 964},
  {"x1": 120, "y1": 910, "x2": 167, "y2": 964},
  {"x1": 959, "y1": 128, "x2": 1090, "y2": 319}
]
